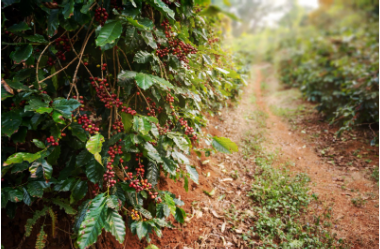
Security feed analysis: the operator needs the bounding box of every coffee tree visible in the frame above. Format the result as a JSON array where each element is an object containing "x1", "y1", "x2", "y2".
[{"x1": 1, "y1": 0, "x2": 244, "y2": 248}]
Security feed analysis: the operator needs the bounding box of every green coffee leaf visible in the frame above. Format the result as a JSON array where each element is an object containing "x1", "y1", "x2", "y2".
[
  {"x1": 11, "y1": 44, "x2": 33, "y2": 63},
  {"x1": 96, "y1": 20, "x2": 123, "y2": 47},
  {"x1": 70, "y1": 180, "x2": 88, "y2": 202},
  {"x1": 86, "y1": 134, "x2": 105, "y2": 165},
  {"x1": 174, "y1": 207, "x2": 186, "y2": 224},
  {"x1": 136, "y1": 73, "x2": 155, "y2": 90},
  {"x1": 25, "y1": 34, "x2": 47, "y2": 43},
  {"x1": 141, "y1": 31, "x2": 157, "y2": 49},
  {"x1": 29, "y1": 158, "x2": 52, "y2": 180},
  {"x1": 120, "y1": 112, "x2": 133, "y2": 133},
  {"x1": 3, "y1": 152, "x2": 40, "y2": 166},
  {"x1": 84, "y1": 156, "x2": 104, "y2": 184},
  {"x1": 212, "y1": 136, "x2": 238, "y2": 154},
  {"x1": 185, "y1": 165, "x2": 199, "y2": 184},
  {"x1": 77, "y1": 194, "x2": 108, "y2": 249},
  {"x1": 151, "y1": 0, "x2": 175, "y2": 20},
  {"x1": 1, "y1": 110, "x2": 22, "y2": 137},
  {"x1": 32, "y1": 139, "x2": 46, "y2": 149},
  {"x1": 104, "y1": 208, "x2": 125, "y2": 244},
  {"x1": 8, "y1": 188, "x2": 23, "y2": 202},
  {"x1": 70, "y1": 123, "x2": 87, "y2": 142},
  {"x1": 52, "y1": 98, "x2": 81, "y2": 119},
  {"x1": 51, "y1": 198, "x2": 77, "y2": 215},
  {"x1": 133, "y1": 50, "x2": 153, "y2": 64},
  {"x1": 7, "y1": 22, "x2": 30, "y2": 33}
]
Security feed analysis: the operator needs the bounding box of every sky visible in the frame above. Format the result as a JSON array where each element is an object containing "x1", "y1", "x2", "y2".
[
  {"x1": 260, "y1": 0, "x2": 319, "y2": 27},
  {"x1": 298, "y1": 0, "x2": 319, "y2": 9},
  {"x1": 226, "y1": 0, "x2": 320, "y2": 30}
]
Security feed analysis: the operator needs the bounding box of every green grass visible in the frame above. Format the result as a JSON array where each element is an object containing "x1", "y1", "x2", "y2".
[
  {"x1": 371, "y1": 167, "x2": 379, "y2": 184},
  {"x1": 261, "y1": 81, "x2": 269, "y2": 91},
  {"x1": 246, "y1": 110, "x2": 268, "y2": 128},
  {"x1": 241, "y1": 153, "x2": 347, "y2": 248},
  {"x1": 241, "y1": 131, "x2": 266, "y2": 160},
  {"x1": 231, "y1": 126, "x2": 347, "y2": 248}
]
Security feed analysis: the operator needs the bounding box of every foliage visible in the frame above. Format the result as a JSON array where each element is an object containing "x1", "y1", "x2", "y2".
[
  {"x1": 372, "y1": 166, "x2": 379, "y2": 184},
  {"x1": 276, "y1": 2, "x2": 379, "y2": 137},
  {"x1": 235, "y1": 146, "x2": 347, "y2": 248},
  {"x1": 1, "y1": 0, "x2": 242, "y2": 247}
]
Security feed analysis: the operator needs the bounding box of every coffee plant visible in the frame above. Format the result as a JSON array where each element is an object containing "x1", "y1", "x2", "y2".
[
  {"x1": 276, "y1": 3, "x2": 379, "y2": 138},
  {"x1": 1, "y1": 0, "x2": 244, "y2": 248}
]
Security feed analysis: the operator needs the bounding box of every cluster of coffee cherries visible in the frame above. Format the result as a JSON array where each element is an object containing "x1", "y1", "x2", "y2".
[
  {"x1": 95, "y1": 7, "x2": 108, "y2": 26},
  {"x1": 55, "y1": 35, "x2": 71, "y2": 61},
  {"x1": 104, "y1": 175, "x2": 117, "y2": 188},
  {"x1": 125, "y1": 172, "x2": 133, "y2": 181},
  {"x1": 77, "y1": 114, "x2": 100, "y2": 134},
  {"x1": 92, "y1": 183, "x2": 100, "y2": 196},
  {"x1": 156, "y1": 45, "x2": 170, "y2": 58},
  {"x1": 110, "y1": 0, "x2": 123, "y2": 11},
  {"x1": 55, "y1": 35, "x2": 71, "y2": 51},
  {"x1": 10, "y1": 100, "x2": 26, "y2": 110},
  {"x1": 169, "y1": 39, "x2": 197, "y2": 65},
  {"x1": 156, "y1": 123, "x2": 170, "y2": 135},
  {"x1": 135, "y1": 153, "x2": 145, "y2": 176},
  {"x1": 4, "y1": 30, "x2": 14, "y2": 36},
  {"x1": 56, "y1": 50, "x2": 67, "y2": 61},
  {"x1": 121, "y1": 106, "x2": 137, "y2": 115},
  {"x1": 104, "y1": 144, "x2": 123, "y2": 188},
  {"x1": 135, "y1": 153, "x2": 143, "y2": 161},
  {"x1": 112, "y1": 119, "x2": 124, "y2": 133},
  {"x1": 208, "y1": 37, "x2": 219, "y2": 45},
  {"x1": 72, "y1": 95, "x2": 85, "y2": 111},
  {"x1": 178, "y1": 117, "x2": 187, "y2": 127},
  {"x1": 130, "y1": 209, "x2": 140, "y2": 221},
  {"x1": 166, "y1": 93, "x2": 175, "y2": 109},
  {"x1": 156, "y1": 19, "x2": 197, "y2": 66},
  {"x1": 129, "y1": 178, "x2": 152, "y2": 192},
  {"x1": 148, "y1": 191, "x2": 158, "y2": 199},
  {"x1": 98, "y1": 63, "x2": 107, "y2": 71},
  {"x1": 46, "y1": 136, "x2": 59, "y2": 146},
  {"x1": 145, "y1": 97, "x2": 159, "y2": 117},
  {"x1": 136, "y1": 162, "x2": 145, "y2": 176},
  {"x1": 146, "y1": 107, "x2": 155, "y2": 117},
  {"x1": 89, "y1": 77, "x2": 123, "y2": 109},
  {"x1": 179, "y1": 118, "x2": 197, "y2": 141},
  {"x1": 108, "y1": 144, "x2": 123, "y2": 162},
  {"x1": 47, "y1": 57, "x2": 56, "y2": 66}
]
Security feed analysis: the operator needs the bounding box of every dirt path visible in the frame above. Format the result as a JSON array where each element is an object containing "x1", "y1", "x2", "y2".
[
  {"x1": 130, "y1": 64, "x2": 378, "y2": 249},
  {"x1": 254, "y1": 65, "x2": 379, "y2": 248}
]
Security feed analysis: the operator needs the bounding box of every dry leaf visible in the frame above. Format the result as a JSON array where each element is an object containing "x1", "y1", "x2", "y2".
[
  {"x1": 195, "y1": 210, "x2": 203, "y2": 218},
  {"x1": 220, "y1": 236, "x2": 226, "y2": 246},
  {"x1": 221, "y1": 222, "x2": 226, "y2": 233},
  {"x1": 211, "y1": 209, "x2": 223, "y2": 219},
  {"x1": 43, "y1": 2, "x2": 60, "y2": 9},
  {"x1": 2, "y1": 79, "x2": 14, "y2": 95},
  {"x1": 202, "y1": 207, "x2": 209, "y2": 213},
  {"x1": 113, "y1": 166, "x2": 124, "y2": 181},
  {"x1": 220, "y1": 178, "x2": 233, "y2": 182}
]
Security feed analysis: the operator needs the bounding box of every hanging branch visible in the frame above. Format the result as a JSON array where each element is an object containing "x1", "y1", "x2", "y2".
[
  {"x1": 108, "y1": 107, "x2": 113, "y2": 139},
  {"x1": 36, "y1": 31, "x2": 68, "y2": 89},
  {"x1": 113, "y1": 46, "x2": 117, "y2": 89},
  {"x1": 118, "y1": 48, "x2": 133, "y2": 71},
  {"x1": 70, "y1": 28, "x2": 95, "y2": 99}
]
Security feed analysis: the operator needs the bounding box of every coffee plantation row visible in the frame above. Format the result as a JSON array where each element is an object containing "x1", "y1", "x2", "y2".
[
  {"x1": 1, "y1": 0, "x2": 245, "y2": 248},
  {"x1": 276, "y1": 2, "x2": 379, "y2": 139}
]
